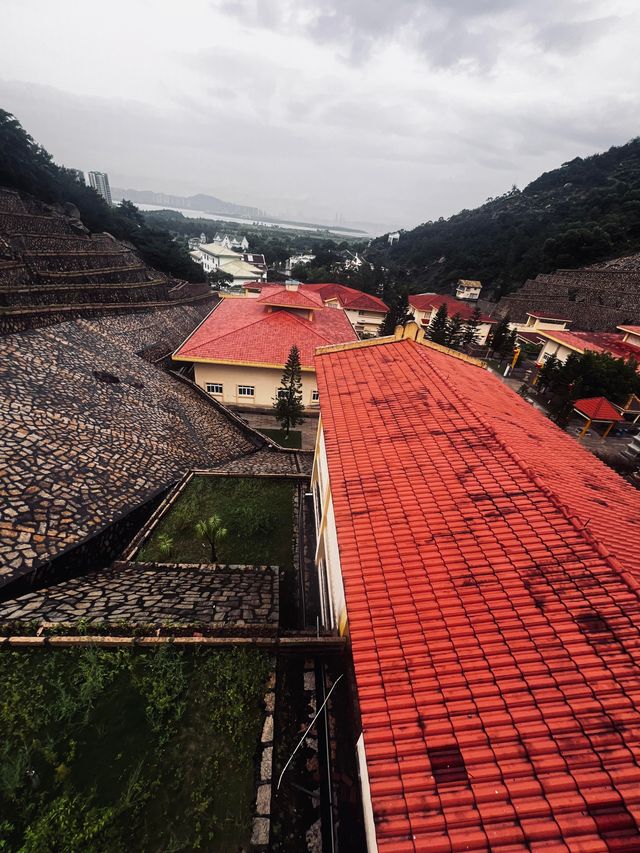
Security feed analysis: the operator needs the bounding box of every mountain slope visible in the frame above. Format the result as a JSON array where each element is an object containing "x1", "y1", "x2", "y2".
[
  {"x1": 112, "y1": 188, "x2": 263, "y2": 220},
  {"x1": 367, "y1": 138, "x2": 640, "y2": 297}
]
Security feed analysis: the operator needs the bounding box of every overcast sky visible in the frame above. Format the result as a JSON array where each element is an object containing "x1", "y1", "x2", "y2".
[{"x1": 1, "y1": 0, "x2": 639, "y2": 231}]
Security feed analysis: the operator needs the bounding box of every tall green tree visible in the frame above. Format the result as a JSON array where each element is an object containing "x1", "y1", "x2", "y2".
[
  {"x1": 426, "y1": 303, "x2": 449, "y2": 344},
  {"x1": 460, "y1": 305, "x2": 482, "y2": 351},
  {"x1": 488, "y1": 314, "x2": 512, "y2": 356},
  {"x1": 274, "y1": 345, "x2": 305, "y2": 436},
  {"x1": 379, "y1": 288, "x2": 411, "y2": 336},
  {"x1": 444, "y1": 313, "x2": 464, "y2": 348}
]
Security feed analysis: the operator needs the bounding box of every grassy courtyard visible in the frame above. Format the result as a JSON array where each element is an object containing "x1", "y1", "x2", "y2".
[
  {"x1": 138, "y1": 475, "x2": 296, "y2": 567},
  {"x1": 259, "y1": 429, "x2": 302, "y2": 449},
  {"x1": 0, "y1": 646, "x2": 270, "y2": 853}
]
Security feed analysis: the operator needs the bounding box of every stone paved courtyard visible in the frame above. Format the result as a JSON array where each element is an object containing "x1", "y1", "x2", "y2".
[{"x1": 0, "y1": 562, "x2": 279, "y2": 631}]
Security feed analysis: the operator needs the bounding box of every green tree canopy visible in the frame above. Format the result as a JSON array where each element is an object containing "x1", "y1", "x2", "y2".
[
  {"x1": 426, "y1": 303, "x2": 449, "y2": 345},
  {"x1": 274, "y1": 345, "x2": 305, "y2": 435}
]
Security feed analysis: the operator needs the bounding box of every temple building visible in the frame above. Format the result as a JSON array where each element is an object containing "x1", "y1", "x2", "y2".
[
  {"x1": 312, "y1": 323, "x2": 640, "y2": 852},
  {"x1": 172, "y1": 282, "x2": 357, "y2": 408}
]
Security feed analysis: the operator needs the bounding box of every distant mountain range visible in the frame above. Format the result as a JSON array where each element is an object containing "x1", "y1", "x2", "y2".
[{"x1": 112, "y1": 188, "x2": 265, "y2": 220}]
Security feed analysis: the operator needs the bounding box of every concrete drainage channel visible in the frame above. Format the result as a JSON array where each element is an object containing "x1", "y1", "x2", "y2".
[{"x1": 268, "y1": 652, "x2": 367, "y2": 852}]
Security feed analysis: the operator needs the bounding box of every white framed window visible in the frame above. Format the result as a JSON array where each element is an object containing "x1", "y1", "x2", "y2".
[
  {"x1": 277, "y1": 388, "x2": 288, "y2": 400},
  {"x1": 312, "y1": 389, "x2": 319, "y2": 402},
  {"x1": 206, "y1": 382, "x2": 223, "y2": 395},
  {"x1": 238, "y1": 385, "x2": 255, "y2": 397}
]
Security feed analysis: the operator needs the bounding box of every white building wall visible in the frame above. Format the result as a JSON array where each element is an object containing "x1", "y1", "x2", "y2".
[
  {"x1": 536, "y1": 339, "x2": 576, "y2": 366},
  {"x1": 357, "y1": 735, "x2": 379, "y2": 853},
  {"x1": 312, "y1": 426, "x2": 347, "y2": 632}
]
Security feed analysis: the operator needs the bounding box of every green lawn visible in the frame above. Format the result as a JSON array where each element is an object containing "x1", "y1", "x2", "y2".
[
  {"x1": 138, "y1": 475, "x2": 295, "y2": 566},
  {"x1": 0, "y1": 646, "x2": 270, "y2": 853},
  {"x1": 260, "y1": 429, "x2": 302, "y2": 449}
]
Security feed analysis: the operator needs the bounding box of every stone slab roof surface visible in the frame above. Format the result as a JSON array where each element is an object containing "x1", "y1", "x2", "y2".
[
  {"x1": 409, "y1": 293, "x2": 493, "y2": 322},
  {"x1": 315, "y1": 337, "x2": 640, "y2": 853},
  {"x1": 173, "y1": 296, "x2": 357, "y2": 369},
  {"x1": 303, "y1": 282, "x2": 388, "y2": 313},
  {"x1": 0, "y1": 563, "x2": 279, "y2": 628},
  {"x1": 574, "y1": 397, "x2": 624, "y2": 422},
  {"x1": 0, "y1": 312, "x2": 259, "y2": 585}
]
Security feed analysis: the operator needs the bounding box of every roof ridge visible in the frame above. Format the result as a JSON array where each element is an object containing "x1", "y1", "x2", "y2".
[{"x1": 422, "y1": 349, "x2": 640, "y2": 604}]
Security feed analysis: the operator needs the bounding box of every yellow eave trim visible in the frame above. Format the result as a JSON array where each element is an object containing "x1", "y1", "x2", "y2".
[{"x1": 172, "y1": 354, "x2": 316, "y2": 371}]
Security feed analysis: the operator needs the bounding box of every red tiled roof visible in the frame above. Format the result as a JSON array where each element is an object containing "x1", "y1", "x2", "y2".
[
  {"x1": 527, "y1": 312, "x2": 571, "y2": 321},
  {"x1": 541, "y1": 330, "x2": 640, "y2": 362},
  {"x1": 574, "y1": 397, "x2": 624, "y2": 422},
  {"x1": 315, "y1": 337, "x2": 640, "y2": 853},
  {"x1": 173, "y1": 297, "x2": 356, "y2": 369},
  {"x1": 256, "y1": 284, "x2": 324, "y2": 309},
  {"x1": 304, "y1": 282, "x2": 388, "y2": 313},
  {"x1": 409, "y1": 293, "x2": 493, "y2": 322},
  {"x1": 618, "y1": 325, "x2": 640, "y2": 335}
]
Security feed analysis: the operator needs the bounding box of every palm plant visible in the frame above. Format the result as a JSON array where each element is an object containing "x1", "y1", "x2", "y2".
[{"x1": 195, "y1": 515, "x2": 227, "y2": 563}]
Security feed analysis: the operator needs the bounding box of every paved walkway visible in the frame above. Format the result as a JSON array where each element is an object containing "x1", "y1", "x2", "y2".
[{"x1": 236, "y1": 412, "x2": 319, "y2": 451}]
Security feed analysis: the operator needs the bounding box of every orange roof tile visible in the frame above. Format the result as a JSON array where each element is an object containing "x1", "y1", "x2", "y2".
[
  {"x1": 304, "y1": 282, "x2": 388, "y2": 313},
  {"x1": 574, "y1": 397, "x2": 624, "y2": 422},
  {"x1": 173, "y1": 297, "x2": 356, "y2": 369},
  {"x1": 315, "y1": 337, "x2": 640, "y2": 853},
  {"x1": 256, "y1": 284, "x2": 325, "y2": 309}
]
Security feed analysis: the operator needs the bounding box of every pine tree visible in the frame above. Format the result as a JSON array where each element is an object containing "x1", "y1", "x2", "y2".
[
  {"x1": 488, "y1": 314, "x2": 512, "y2": 355},
  {"x1": 274, "y1": 345, "x2": 305, "y2": 436},
  {"x1": 379, "y1": 288, "x2": 411, "y2": 336},
  {"x1": 444, "y1": 313, "x2": 464, "y2": 348},
  {"x1": 460, "y1": 305, "x2": 481, "y2": 351},
  {"x1": 426, "y1": 303, "x2": 448, "y2": 344}
]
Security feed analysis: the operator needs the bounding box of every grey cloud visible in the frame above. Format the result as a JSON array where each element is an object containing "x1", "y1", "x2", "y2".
[{"x1": 211, "y1": 0, "x2": 611, "y2": 70}]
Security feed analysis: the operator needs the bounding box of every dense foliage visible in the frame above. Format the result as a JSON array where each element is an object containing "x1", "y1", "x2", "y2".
[
  {"x1": 0, "y1": 110, "x2": 204, "y2": 282},
  {"x1": 368, "y1": 138, "x2": 640, "y2": 297},
  {"x1": 0, "y1": 646, "x2": 270, "y2": 852},
  {"x1": 537, "y1": 350, "x2": 640, "y2": 426}
]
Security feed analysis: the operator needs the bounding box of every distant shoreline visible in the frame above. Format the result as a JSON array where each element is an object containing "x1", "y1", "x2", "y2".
[{"x1": 115, "y1": 200, "x2": 369, "y2": 236}]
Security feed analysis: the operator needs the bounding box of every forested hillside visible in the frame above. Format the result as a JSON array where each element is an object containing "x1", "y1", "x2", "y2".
[
  {"x1": 367, "y1": 138, "x2": 640, "y2": 298},
  {"x1": 0, "y1": 110, "x2": 204, "y2": 282}
]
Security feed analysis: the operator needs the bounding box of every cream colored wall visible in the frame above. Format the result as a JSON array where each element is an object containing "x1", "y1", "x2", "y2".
[
  {"x1": 193, "y1": 361, "x2": 320, "y2": 408},
  {"x1": 536, "y1": 339, "x2": 575, "y2": 366},
  {"x1": 345, "y1": 308, "x2": 385, "y2": 335},
  {"x1": 311, "y1": 424, "x2": 347, "y2": 632}
]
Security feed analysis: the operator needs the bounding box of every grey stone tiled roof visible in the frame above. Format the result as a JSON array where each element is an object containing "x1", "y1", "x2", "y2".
[
  {"x1": 0, "y1": 562, "x2": 279, "y2": 629},
  {"x1": 0, "y1": 312, "x2": 261, "y2": 585}
]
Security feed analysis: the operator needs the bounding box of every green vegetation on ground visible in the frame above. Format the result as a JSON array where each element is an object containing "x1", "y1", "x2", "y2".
[
  {"x1": 0, "y1": 110, "x2": 204, "y2": 282},
  {"x1": 260, "y1": 428, "x2": 303, "y2": 449},
  {"x1": 368, "y1": 137, "x2": 640, "y2": 297},
  {"x1": 138, "y1": 476, "x2": 295, "y2": 566},
  {"x1": 536, "y1": 349, "x2": 640, "y2": 426},
  {"x1": 0, "y1": 646, "x2": 270, "y2": 852}
]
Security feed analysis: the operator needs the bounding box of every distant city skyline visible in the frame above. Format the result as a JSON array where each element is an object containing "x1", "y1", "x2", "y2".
[{"x1": 1, "y1": 0, "x2": 639, "y2": 230}]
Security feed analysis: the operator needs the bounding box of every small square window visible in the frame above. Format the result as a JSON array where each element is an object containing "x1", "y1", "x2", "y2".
[
  {"x1": 277, "y1": 388, "x2": 288, "y2": 400},
  {"x1": 238, "y1": 385, "x2": 255, "y2": 397},
  {"x1": 206, "y1": 382, "x2": 223, "y2": 395},
  {"x1": 312, "y1": 389, "x2": 319, "y2": 402}
]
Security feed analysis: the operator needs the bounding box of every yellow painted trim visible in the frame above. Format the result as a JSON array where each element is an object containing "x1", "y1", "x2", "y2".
[
  {"x1": 172, "y1": 355, "x2": 315, "y2": 371},
  {"x1": 315, "y1": 321, "x2": 487, "y2": 368},
  {"x1": 338, "y1": 609, "x2": 349, "y2": 637}
]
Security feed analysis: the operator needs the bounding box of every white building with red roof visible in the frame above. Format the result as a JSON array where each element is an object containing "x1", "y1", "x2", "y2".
[
  {"x1": 536, "y1": 325, "x2": 640, "y2": 369},
  {"x1": 408, "y1": 293, "x2": 494, "y2": 345},
  {"x1": 303, "y1": 283, "x2": 388, "y2": 336},
  {"x1": 172, "y1": 282, "x2": 357, "y2": 408},
  {"x1": 312, "y1": 323, "x2": 640, "y2": 852}
]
